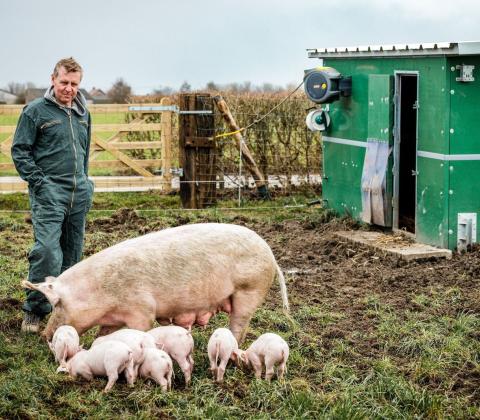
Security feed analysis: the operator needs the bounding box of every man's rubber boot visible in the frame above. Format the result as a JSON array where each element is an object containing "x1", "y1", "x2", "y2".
[{"x1": 21, "y1": 311, "x2": 41, "y2": 333}]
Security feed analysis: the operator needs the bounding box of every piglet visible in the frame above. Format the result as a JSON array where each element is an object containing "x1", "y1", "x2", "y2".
[
  {"x1": 61, "y1": 340, "x2": 134, "y2": 392},
  {"x1": 207, "y1": 327, "x2": 240, "y2": 383},
  {"x1": 148, "y1": 326, "x2": 194, "y2": 386},
  {"x1": 138, "y1": 348, "x2": 173, "y2": 391},
  {"x1": 239, "y1": 333, "x2": 289, "y2": 381},
  {"x1": 48, "y1": 325, "x2": 81, "y2": 371},
  {"x1": 91, "y1": 328, "x2": 156, "y2": 382}
]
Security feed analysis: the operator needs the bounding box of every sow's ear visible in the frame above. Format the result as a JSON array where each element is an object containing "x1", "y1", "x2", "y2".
[{"x1": 22, "y1": 280, "x2": 60, "y2": 306}]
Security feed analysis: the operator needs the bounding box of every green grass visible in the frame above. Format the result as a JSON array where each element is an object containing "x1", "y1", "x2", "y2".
[
  {"x1": 0, "y1": 110, "x2": 139, "y2": 176},
  {"x1": 0, "y1": 114, "x2": 20, "y2": 125},
  {"x1": 0, "y1": 111, "x2": 129, "y2": 126},
  {"x1": 0, "y1": 193, "x2": 479, "y2": 418},
  {"x1": 91, "y1": 112, "x2": 128, "y2": 124}
]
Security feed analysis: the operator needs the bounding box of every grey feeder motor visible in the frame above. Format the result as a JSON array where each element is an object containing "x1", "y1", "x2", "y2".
[{"x1": 304, "y1": 66, "x2": 351, "y2": 104}]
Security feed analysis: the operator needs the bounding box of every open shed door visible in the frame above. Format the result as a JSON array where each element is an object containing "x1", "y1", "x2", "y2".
[{"x1": 361, "y1": 74, "x2": 393, "y2": 227}]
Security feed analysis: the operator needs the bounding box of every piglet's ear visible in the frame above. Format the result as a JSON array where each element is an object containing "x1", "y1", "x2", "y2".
[
  {"x1": 22, "y1": 280, "x2": 60, "y2": 306},
  {"x1": 231, "y1": 349, "x2": 244, "y2": 366}
]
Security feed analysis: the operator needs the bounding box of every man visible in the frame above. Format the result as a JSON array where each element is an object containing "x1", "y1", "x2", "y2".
[{"x1": 12, "y1": 57, "x2": 94, "y2": 333}]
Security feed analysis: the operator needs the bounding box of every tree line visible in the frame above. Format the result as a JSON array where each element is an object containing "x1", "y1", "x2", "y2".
[{"x1": 2, "y1": 78, "x2": 298, "y2": 104}]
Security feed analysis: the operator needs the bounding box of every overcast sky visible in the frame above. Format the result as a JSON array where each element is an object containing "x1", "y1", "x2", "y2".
[{"x1": 1, "y1": 0, "x2": 479, "y2": 94}]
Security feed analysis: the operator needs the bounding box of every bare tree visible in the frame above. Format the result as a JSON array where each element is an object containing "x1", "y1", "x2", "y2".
[
  {"x1": 6, "y1": 82, "x2": 36, "y2": 104},
  {"x1": 179, "y1": 81, "x2": 191, "y2": 92},
  {"x1": 240, "y1": 81, "x2": 252, "y2": 93},
  {"x1": 205, "y1": 81, "x2": 219, "y2": 91},
  {"x1": 107, "y1": 78, "x2": 132, "y2": 103},
  {"x1": 259, "y1": 83, "x2": 276, "y2": 93},
  {"x1": 152, "y1": 85, "x2": 174, "y2": 96}
]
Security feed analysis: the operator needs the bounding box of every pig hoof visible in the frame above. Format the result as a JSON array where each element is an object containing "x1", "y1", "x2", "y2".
[{"x1": 56, "y1": 366, "x2": 68, "y2": 374}]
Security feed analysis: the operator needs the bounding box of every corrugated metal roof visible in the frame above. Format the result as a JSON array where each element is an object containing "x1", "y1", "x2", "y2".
[{"x1": 307, "y1": 41, "x2": 480, "y2": 58}]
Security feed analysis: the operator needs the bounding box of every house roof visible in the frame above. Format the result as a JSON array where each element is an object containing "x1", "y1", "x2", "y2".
[
  {"x1": 0, "y1": 88, "x2": 17, "y2": 97},
  {"x1": 307, "y1": 41, "x2": 480, "y2": 59},
  {"x1": 89, "y1": 87, "x2": 108, "y2": 98}
]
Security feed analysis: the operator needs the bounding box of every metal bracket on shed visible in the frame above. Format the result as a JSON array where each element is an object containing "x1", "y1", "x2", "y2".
[
  {"x1": 128, "y1": 105, "x2": 213, "y2": 115},
  {"x1": 456, "y1": 65, "x2": 475, "y2": 82},
  {"x1": 457, "y1": 213, "x2": 477, "y2": 252}
]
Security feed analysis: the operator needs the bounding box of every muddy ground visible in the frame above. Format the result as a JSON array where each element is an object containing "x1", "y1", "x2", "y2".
[
  {"x1": 82, "y1": 209, "x2": 480, "y2": 397},
  {"x1": 3, "y1": 207, "x2": 479, "y2": 405}
]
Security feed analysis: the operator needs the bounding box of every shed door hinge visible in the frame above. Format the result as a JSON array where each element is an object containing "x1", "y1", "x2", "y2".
[{"x1": 456, "y1": 65, "x2": 475, "y2": 82}]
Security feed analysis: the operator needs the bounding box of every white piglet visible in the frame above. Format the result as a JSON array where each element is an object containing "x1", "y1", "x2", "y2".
[
  {"x1": 239, "y1": 333, "x2": 289, "y2": 381},
  {"x1": 207, "y1": 327, "x2": 239, "y2": 383},
  {"x1": 62, "y1": 340, "x2": 134, "y2": 392},
  {"x1": 48, "y1": 325, "x2": 81, "y2": 371},
  {"x1": 91, "y1": 328, "x2": 156, "y2": 383},
  {"x1": 139, "y1": 348, "x2": 173, "y2": 391},
  {"x1": 148, "y1": 326, "x2": 194, "y2": 386}
]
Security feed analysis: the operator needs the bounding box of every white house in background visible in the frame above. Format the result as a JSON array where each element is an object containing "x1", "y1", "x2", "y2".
[{"x1": 0, "y1": 89, "x2": 18, "y2": 104}]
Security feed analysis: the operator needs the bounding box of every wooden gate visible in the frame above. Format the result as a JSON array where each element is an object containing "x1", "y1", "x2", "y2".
[{"x1": 0, "y1": 101, "x2": 174, "y2": 192}]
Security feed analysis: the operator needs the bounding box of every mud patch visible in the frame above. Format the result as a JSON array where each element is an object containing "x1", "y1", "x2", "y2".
[
  {"x1": 88, "y1": 208, "x2": 147, "y2": 232},
  {"x1": 0, "y1": 317, "x2": 22, "y2": 333},
  {"x1": 0, "y1": 298, "x2": 21, "y2": 309}
]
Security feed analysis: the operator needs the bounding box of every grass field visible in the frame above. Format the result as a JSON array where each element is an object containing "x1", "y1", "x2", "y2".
[
  {"x1": 0, "y1": 111, "x2": 127, "y2": 126},
  {"x1": 1, "y1": 192, "x2": 479, "y2": 418},
  {"x1": 0, "y1": 110, "x2": 146, "y2": 175}
]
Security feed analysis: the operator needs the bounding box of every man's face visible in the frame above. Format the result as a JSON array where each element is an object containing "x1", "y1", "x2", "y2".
[{"x1": 51, "y1": 66, "x2": 82, "y2": 107}]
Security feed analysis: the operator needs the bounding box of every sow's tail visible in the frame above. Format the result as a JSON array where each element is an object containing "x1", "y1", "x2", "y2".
[
  {"x1": 275, "y1": 263, "x2": 290, "y2": 313},
  {"x1": 275, "y1": 262, "x2": 299, "y2": 330}
]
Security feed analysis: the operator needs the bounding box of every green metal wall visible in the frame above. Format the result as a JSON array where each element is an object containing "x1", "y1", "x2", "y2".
[
  {"x1": 322, "y1": 141, "x2": 364, "y2": 218},
  {"x1": 446, "y1": 56, "x2": 480, "y2": 249},
  {"x1": 321, "y1": 56, "x2": 460, "y2": 248}
]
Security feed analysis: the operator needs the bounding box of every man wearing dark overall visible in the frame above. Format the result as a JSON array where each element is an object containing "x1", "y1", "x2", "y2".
[{"x1": 11, "y1": 57, "x2": 94, "y2": 333}]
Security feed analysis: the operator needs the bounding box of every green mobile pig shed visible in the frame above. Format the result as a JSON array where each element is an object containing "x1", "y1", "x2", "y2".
[{"x1": 305, "y1": 41, "x2": 479, "y2": 251}]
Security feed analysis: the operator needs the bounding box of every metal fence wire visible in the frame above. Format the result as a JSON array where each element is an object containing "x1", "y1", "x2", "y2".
[
  {"x1": 0, "y1": 94, "x2": 323, "y2": 207},
  {"x1": 194, "y1": 93, "x2": 322, "y2": 206}
]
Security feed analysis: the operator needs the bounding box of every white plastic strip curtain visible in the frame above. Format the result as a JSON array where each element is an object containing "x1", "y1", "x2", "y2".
[{"x1": 361, "y1": 140, "x2": 390, "y2": 226}]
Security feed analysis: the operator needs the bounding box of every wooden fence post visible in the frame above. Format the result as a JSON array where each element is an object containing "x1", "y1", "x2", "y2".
[
  {"x1": 160, "y1": 97, "x2": 173, "y2": 193},
  {"x1": 178, "y1": 93, "x2": 216, "y2": 209}
]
